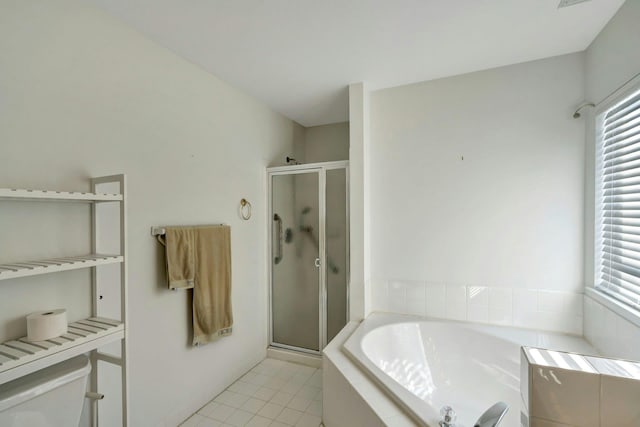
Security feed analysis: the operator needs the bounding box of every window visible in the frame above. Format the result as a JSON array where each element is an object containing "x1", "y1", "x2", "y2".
[{"x1": 596, "y1": 85, "x2": 640, "y2": 311}]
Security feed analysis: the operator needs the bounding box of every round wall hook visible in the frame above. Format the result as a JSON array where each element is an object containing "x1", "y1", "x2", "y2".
[{"x1": 240, "y1": 198, "x2": 252, "y2": 220}]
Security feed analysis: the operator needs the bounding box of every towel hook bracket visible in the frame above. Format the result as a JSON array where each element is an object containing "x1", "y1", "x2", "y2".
[{"x1": 151, "y1": 226, "x2": 166, "y2": 236}]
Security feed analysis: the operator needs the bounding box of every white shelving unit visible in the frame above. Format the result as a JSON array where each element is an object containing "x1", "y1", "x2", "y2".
[{"x1": 0, "y1": 175, "x2": 128, "y2": 427}]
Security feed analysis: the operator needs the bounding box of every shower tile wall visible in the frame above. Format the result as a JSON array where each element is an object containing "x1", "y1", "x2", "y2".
[
  {"x1": 181, "y1": 359, "x2": 322, "y2": 427},
  {"x1": 372, "y1": 280, "x2": 583, "y2": 335},
  {"x1": 584, "y1": 295, "x2": 640, "y2": 361}
]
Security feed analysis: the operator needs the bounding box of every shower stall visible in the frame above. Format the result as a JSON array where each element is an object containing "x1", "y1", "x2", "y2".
[{"x1": 268, "y1": 161, "x2": 349, "y2": 354}]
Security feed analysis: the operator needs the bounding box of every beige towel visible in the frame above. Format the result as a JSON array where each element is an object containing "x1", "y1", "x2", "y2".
[
  {"x1": 163, "y1": 227, "x2": 196, "y2": 290},
  {"x1": 191, "y1": 225, "x2": 233, "y2": 345}
]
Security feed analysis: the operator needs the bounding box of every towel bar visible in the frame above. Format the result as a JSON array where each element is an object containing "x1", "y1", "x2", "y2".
[{"x1": 150, "y1": 224, "x2": 227, "y2": 236}]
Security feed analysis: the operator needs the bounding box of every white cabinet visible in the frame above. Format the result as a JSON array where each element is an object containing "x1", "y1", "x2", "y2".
[{"x1": 0, "y1": 174, "x2": 128, "y2": 426}]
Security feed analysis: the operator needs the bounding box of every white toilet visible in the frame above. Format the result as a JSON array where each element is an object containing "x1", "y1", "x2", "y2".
[{"x1": 0, "y1": 355, "x2": 91, "y2": 427}]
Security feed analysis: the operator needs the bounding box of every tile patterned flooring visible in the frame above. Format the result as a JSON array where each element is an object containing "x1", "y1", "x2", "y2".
[{"x1": 181, "y1": 358, "x2": 323, "y2": 427}]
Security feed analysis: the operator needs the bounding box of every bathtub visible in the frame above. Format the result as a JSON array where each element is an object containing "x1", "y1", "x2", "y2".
[{"x1": 342, "y1": 313, "x2": 598, "y2": 427}]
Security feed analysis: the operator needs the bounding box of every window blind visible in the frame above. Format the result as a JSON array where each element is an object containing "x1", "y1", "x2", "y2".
[{"x1": 597, "y1": 87, "x2": 640, "y2": 310}]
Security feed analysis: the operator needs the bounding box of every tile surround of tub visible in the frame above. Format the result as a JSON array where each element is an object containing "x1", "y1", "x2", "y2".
[
  {"x1": 373, "y1": 280, "x2": 583, "y2": 335},
  {"x1": 181, "y1": 358, "x2": 322, "y2": 427},
  {"x1": 521, "y1": 346, "x2": 640, "y2": 427},
  {"x1": 530, "y1": 364, "x2": 600, "y2": 427},
  {"x1": 584, "y1": 295, "x2": 640, "y2": 361}
]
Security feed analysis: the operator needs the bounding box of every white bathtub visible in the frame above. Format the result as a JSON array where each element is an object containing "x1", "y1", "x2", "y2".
[{"x1": 342, "y1": 313, "x2": 598, "y2": 427}]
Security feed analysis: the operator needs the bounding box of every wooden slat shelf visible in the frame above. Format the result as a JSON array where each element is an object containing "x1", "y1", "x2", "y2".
[
  {"x1": 0, "y1": 254, "x2": 123, "y2": 281},
  {"x1": 0, "y1": 317, "x2": 124, "y2": 385},
  {"x1": 0, "y1": 188, "x2": 122, "y2": 202}
]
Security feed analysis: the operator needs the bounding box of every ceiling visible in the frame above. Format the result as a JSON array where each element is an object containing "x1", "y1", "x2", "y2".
[{"x1": 86, "y1": 0, "x2": 625, "y2": 127}]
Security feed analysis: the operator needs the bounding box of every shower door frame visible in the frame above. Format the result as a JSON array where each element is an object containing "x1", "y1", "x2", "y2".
[{"x1": 267, "y1": 160, "x2": 350, "y2": 355}]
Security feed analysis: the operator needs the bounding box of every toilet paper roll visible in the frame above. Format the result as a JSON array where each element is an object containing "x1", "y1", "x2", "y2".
[{"x1": 26, "y1": 309, "x2": 68, "y2": 342}]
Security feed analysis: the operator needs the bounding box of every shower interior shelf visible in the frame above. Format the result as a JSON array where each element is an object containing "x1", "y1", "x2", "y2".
[{"x1": 0, "y1": 175, "x2": 129, "y2": 426}]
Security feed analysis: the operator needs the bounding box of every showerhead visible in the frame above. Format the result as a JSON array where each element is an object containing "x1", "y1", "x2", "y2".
[
  {"x1": 573, "y1": 103, "x2": 595, "y2": 119},
  {"x1": 558, "y1": 0, "x2": 591, "y2": 8},
  {"x1": 301, "y1": 207, "x2": 311, "y2": 214}
]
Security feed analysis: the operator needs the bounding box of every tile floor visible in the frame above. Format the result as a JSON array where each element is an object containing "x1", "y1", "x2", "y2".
[{"x1": 181, "y1": 358, "x2": 323, "y2": 427}]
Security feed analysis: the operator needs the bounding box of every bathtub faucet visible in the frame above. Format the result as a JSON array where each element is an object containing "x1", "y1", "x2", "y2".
[
  {"x1": 474, "y1": 401, "x2": 509, "y2": 427},
  {"x1": 439, "y1": 406, "x2": 456, "y2": 427},
  {"x1": 439, "y1": 402, "x2": 508, "y2": 427}
]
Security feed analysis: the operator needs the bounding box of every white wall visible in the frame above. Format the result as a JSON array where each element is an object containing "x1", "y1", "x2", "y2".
[
  {"x1": 301, "y1": 122, "x2": 349, "y2": 163},
  {"x1": 0, "y1": 1, "x2": 300, "y2": 425},
  {"x1": 584, "y1": 0, "x2": 640, "y2": 105},
  {"x1": 583, "y1": 0, "x2": 640, "y2": 359},
  {"x1": 348, "y1": 83, "x2": 371, "y2": 321},
  {"x1": 369, "y1": 53, "x2": 586, "y2": 334}
]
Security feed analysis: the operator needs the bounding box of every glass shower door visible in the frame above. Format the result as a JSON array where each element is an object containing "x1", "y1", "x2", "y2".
[
  {"x1": 270, "y1": 171, "x2": 321, "y2": 352},
  {"x1": 325, "y1": 168, "x2": 348, "y2": 343}
]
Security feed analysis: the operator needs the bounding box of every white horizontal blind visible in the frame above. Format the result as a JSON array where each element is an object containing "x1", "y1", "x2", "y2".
[{"x1": 597, "y1": 87, "x2": 640, "y2": 310}]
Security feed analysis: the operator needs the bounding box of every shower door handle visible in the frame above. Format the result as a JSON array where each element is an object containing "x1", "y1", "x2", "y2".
[
  {"x1": 273, "y1": 214, "x2": 283, "y2": 264},
  {"x1": 314, "y1": 258, "x2": 321, "y2": 268}
]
